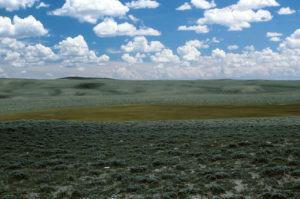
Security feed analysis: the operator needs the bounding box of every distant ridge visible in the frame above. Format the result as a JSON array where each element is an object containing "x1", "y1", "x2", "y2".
[{"x1": 60, "y1": 76, "x2": 114, "y2": 80}]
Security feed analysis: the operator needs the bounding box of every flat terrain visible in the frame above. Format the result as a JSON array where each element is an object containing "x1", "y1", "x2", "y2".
[
  {"x1": 0, "y1": 118, "x2": 299, "y2": 199},
  {"x1": 0, "y1": 78, "x2": 300, "y2": 199},
  {"x1": 1, "y1": 104, "x2": 300, "y2": 122},
  {"x1": 1, "y1": 78, "x2": 300, "y2": 114}
]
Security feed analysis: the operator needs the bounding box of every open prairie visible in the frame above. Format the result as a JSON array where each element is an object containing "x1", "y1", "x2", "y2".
[{"x1": 0, "y1": 78, "x2": 300, "y2": 199}]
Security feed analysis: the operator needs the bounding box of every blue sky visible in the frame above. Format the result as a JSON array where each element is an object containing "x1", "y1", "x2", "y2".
[{"x1": 0, "y1": 0, "x2": 300, "y2": 79}]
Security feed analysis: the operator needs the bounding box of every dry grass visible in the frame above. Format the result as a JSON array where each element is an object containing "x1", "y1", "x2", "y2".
[{"x1": 0, "y1": 104, "x2": 300, "y2": 122}]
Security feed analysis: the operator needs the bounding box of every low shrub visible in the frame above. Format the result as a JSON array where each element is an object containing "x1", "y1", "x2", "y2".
[
  {"x1": 209, "y1": 184, "x2": 225, "y2": 194},
  {"x1": 261, "y1": 191, "x2": 290, "y2": 199},
  {"x1": 290, "y1": 170, "x2": 300, "y2": 177},
  {"x1": 52, "y1": 164, "x2": 68, "y2": 171},
  {"x1": 227, "y1": 143, "x2": 238, "y2": 148},
  {"x1": 88, "y1": 170, "x2": 101, "y2": 176},
  {"x1": 9, "y1": 170, "x2": 30, "y2": 180},
  {"x1": 161, "y1": 192, "x2": 178, "y2": 199},
  {"x1": 38, "y1": 184, "x2": 55, "y2": 193},
  {"x1": 178, "y1": 187, "x2": 197, "y2": 195},
  {"x1": 152, "y1": 158, "x2": 176, "y2": 167},
  {"x1": 120, "y1": 185, "x2": 141, "y2": 193},
  {"x1": 225, "y1": 196, "x2": 246, "y2": 199},
  {"x1": 175, "y1": 164, "x2": 185, "y2": 171},
  {"x1": 70, "y1": 190, "x2": 83, "y2": 199},
  {"x1": 252, "y1": 157, "x2": 268, "y2": 164},
  {"x1": 130, "y1": 166, "x2": 147, "y2": 173},
  {"x1": 215, "y1": 171, "x2": 230, "y2": 179},
  {"x1": 232, "y1": 151, "x2": 247, "y2": 159},
  {"x1": 288, "y1": 160, "x2": 299, "y2": 166},
  {"x1": 0, "y1": 185, "x2": 4, "y2": 193},
  {"x1": 36, "y1": 174, "x2": 52, "y2": 183},
  {"x1": 261, "y1": 167, "x2": 292, "y2": 177},
  {"x1": 109, "y1": 160, "x2": 124, "y2": 167},
  {"x1": 168, "y1": 150, "x2": 182, "y2": 156},
  {"x1": 292, "y1": 180, "x2": 300, "y2": 190},
  {"x1": 5, "y1": 163, "x2": 22, "y2": 170},
  {"x1": 211, "y1": 154, "x2": 224, "y2": 161},
  {"x1": 1, "y1": 194, "x2": 19, "y2": 199}
]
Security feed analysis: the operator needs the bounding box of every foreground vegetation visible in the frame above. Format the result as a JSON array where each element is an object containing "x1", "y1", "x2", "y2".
[
  {"x1": 1, "y1": 104, "x2": 300, "y2": 122},
  {"x1": 0, "y1": 118, "x2": 299, "y2": 199}
]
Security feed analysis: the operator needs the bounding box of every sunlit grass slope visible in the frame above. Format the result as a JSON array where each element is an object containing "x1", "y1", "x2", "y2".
[
  {"x1": 1, "y1": 78, "x2": 300, "y2": 114},
  {"x1": 1, "y1": 104, "x2": 300, "y2": 122}
]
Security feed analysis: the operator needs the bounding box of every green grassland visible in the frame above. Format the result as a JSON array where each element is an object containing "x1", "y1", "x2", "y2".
[
  {"x1": 1, "y1": 78, "x2": 300, "y2": 114},
  {"x1": 0, "y1": 78, "x2": 300, "y2": 199}
]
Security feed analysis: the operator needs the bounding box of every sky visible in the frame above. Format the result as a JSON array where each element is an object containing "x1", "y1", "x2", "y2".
[{"x1": 0, "y1": 0, "x2": 300, "y2": 80}]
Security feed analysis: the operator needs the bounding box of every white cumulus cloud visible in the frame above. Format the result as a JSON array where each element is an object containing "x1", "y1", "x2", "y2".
[
  {"x1": 176, "y1": 2, "x2": 192, "y2": 11},
  {"x1": 266, "y1": 32, "x2": 283, "y2": 42},
  {"x1": 212, "y1": 48, "x2": 226, "y2": 58},
  {"x1": 0, "y1": 38, "x2": 56, "y2": 67},
  {"x1": 227, "y1": 45, "x2": 239, "y2": 50},
  {"x1": 151, "y1": 49, "x2": 180, "y2": 63},
  {"x1": 93, "y1": 18, "x2": 160, "y2": 37},
  {"x1": 279, "y1": 29, "x2": 300, "y2": 49},
  {"x1": 0, "y1": 15, "x2": 48, "y2": 38},
  {"x1": 121, "y1": 36, "x2": 164, "y2": 53},
  {"x1": 197, "y1": 7, "x2": 273, "y2": 31},
  {"x1": 177, "y1": 40, "x2": 209, "y2": 61},
  {"x1": 236, "y1": 0, "x2": 279, "y2": 10},
  {"x1": 51, "y1": 0, "x2": 129, "y2": 24},
  {"x1": 179, "y1": 0, "x2": 279, "y2": 33},
  {"x1": 278, "y1": 7, "x2": 296, "y2": 15},
  {"x1": 178, "y1": 25, "x2": 209, "y2": 34},
  {"x1": 122, "y1": 53, "x2": 145, "y2": 64},
  {"x1": 126, "y1": 0, "x2": 159, "y2": 9},
  {"x1": 191, "y1": 0, "x2": 216, "y2": 9},
  {"x1": 36, "y1": 2, "x2": 50, "y2": 9},
  {"x1": 0, "y1": 0, "x2": 38, "y2": 11},
  {"x1": 55, "y1": 35, "x2": 110, "y2": 66}
]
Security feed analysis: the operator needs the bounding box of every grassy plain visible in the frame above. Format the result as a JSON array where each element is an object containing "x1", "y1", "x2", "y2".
[
  {"x1": 0, "y1": 104, "x2": 300, "y2": 122},
  {"x1": 0, "y1": 78, "x2": 300, "y2": 199}
]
